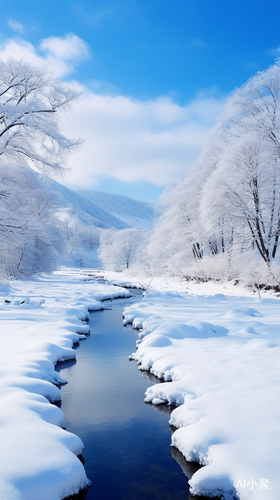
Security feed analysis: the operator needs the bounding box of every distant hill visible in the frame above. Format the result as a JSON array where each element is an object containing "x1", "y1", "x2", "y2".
[
  {"x1": 77, "y1": 189, "x2": 155, "y2": 229},
  {"x1": 31, "y1": 176, "x2": 155, "y2": 268},
  {"x1": 37, "y1": 175, "x2": 128, "y2": 229}
]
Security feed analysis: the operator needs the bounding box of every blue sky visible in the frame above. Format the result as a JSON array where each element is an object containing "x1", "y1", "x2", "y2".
[{"x1": 0, "y1": 0, "x2": 279, "y2": 202}]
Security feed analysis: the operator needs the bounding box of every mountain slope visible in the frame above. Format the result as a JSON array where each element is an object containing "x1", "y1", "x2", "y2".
[
  {"x1": 38, "y1": 176, "x2": 128, "y2": 229},
  {"x1": 77, "y1": 189, "x2": 155, "y2": 229}
]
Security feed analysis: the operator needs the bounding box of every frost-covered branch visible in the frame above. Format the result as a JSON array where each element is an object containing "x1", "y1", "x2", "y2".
[{"x1": 0, "y1": 59, "x2": 81, "y2": 176}]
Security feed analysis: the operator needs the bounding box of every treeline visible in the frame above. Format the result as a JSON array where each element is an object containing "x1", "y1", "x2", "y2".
[
  {"x1": 98, "y1": 61, "x2": 280, "y2": 286},
  {"x1": 0, "y1": 59, "x2": 79, "y2": 278},
  {"x1": 144, "y1": 61, "x2": 280, "y2": 285},
  {"x1": 3, "y1": 58, "x2": 280, "y2": 286}
]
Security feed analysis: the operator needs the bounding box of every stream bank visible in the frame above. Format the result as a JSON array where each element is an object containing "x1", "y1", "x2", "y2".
[{"x1": 57, "y1": 290, "x2": 204, "y2": 500}]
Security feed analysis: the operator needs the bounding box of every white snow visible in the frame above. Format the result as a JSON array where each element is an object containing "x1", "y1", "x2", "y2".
[
  {"x1": 0, "y1": 270, "x2": 130, "y2": 500},
  {"x1": 36, "y1": 176, "x2": 155, "y2": 230},
  {"x1": 2, "y1": 266, "x2": 278, "y2": 500},
  {"x1": 77, "y1": 189, "x2": 155, "y2": 229},
  {"x1": 39, "y1": 175, "x2": 128, "y2": 230},
  {"x1": 121, "y1": 275, "x2": 280, "y2": 500}
]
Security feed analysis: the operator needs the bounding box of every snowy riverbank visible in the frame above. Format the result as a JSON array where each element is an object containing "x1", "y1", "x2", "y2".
[
  {"x1": 114, "y1": 273, "x2": 280, "y2": 500},
  {"x1": 0, "y1": 270, "x2": 130, "y2": 500},
  {"x1": 1, "y1": 268, "x2": 279, "y2": 500}
]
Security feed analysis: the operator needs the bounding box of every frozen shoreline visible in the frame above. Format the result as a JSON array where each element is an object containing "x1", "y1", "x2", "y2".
[
  {"x1": 1, "y1": 268, "x2": 279, "y2": 500},
  {"x1": 0, "y1": 269, "x2": 130, "y2": 500},
  {"x1": 111, "y1": 272, "x2": 280, "y2": 500}
]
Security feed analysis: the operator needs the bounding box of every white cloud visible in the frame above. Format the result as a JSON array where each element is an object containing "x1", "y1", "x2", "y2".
[
  {"x1": 0, "y1": 33, "x2": 90, "y2": 78},
  {"x1": 61, "y1": 89, "x2": 225, "y2": 186},
  {"x1": 8, "y1": 19, "x2": 24, "y2": 34},
  {"x1": 39, "y1": 33, "x2": 90, "y2": 62},
  {"x1": 0, "y1": 38, "x2": 45, "y2": 65},
  {"x1": 0, "y1": 33, "x2": 225, "y2": 188}
]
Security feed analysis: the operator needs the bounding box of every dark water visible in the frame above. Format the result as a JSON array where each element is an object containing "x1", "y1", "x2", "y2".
[{"x1": 56, "y1": 290, "x2": 202, "y2": 500}]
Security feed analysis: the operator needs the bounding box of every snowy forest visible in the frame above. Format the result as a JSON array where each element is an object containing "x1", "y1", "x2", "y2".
[
  {"x1": 0, "y1": 59, "x2": 79, "y2": 277},
  {"x1": 2, "y1": 57, "x2": 280, "y2": 288},
  {"x1": 143, "y1": 60, "x2": 280, "y2": 287}
]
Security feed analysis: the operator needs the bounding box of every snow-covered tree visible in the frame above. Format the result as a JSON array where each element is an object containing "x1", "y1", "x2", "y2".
[
  {"x1": 0, "y1": 163, "x2": 66, "y2": 278},
  {"x1": 98, "y1": 230, "x2": 121, "y2": 271},
  {"x1": 147, "y1": 143, "x2": 224, "y2": 276},
  {"x1": 201, "y1": 62, "x2": 280, "y2": 264},
  {"x1": 147, "y1": 60, "x2": 280, "y2": 282},
  {"x1": 80, "y1": 226, "x2": 100, "y2": 251},
  {"x1": 0, "y1": 59, "x2": 81, "y2": 278},
  {"x1": 60, "y1": 218, "x2": 101, "y2": 268},
  {"x1": 98, "y1": 228, "x2": 144, "y2": 271},
  {"x1": 0, "y1": 58, "x2": 80, "y2": 175}
]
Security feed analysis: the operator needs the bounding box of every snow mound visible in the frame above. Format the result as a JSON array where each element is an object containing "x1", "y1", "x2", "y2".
[
  {"x1": 0, "y1": 270, "x2": 130, "y2": 500},
  {"x1": 123, "y1": 286, "x2": 280, "y2": 500},
  {"x1": 224, "y1": 307, "x2": 263, "y2": 318}
]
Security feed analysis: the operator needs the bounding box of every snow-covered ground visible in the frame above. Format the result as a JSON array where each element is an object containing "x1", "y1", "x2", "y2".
[
  {"x1": 109, "y1": 272, "x2": 280, "y2": 500},
  {"x1": 0, "y1": 270, "x2": 130, "y2": 500},
  {"x1": 1, "y1": 267, "x2": 279, "y2": 500}
]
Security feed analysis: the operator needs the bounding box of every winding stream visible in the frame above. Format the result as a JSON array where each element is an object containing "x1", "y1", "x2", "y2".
[{"x1": 56, "y1": 289, "x2": 201, "y2": 500}]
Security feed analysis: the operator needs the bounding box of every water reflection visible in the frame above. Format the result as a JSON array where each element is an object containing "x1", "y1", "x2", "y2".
[
  {"x1": 57, "y1": 358, "x2": 77, "y2": 371},
  {"x1": 58, "y1": 291, "x2": 210, "y2": 500},
  {"x1": 140, "y1": 369, "x2": 165, "y2": 385},
  {"x1": 171, "y1": 447, "x2": 202, "y2": 480},
  {"x1": 145, "y1": 401, "x2": 176, "y2": 416}
]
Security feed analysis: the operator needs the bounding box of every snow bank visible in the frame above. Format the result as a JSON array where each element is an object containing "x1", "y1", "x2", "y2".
[
  {"x1": 123, "y1": 283, "x2": 280, "y2": 500},
  {"x1": 0, "y1": 270, "x2": 130, "y2": 500}
]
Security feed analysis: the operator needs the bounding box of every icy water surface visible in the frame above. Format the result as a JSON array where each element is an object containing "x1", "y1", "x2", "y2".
[{"x1": 57, "y1": 290, "x2": 201, "y2": 500}]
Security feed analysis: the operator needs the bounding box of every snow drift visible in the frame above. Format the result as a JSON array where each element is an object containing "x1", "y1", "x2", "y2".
[
  {"x1": 0, "y1": 270, "x2": 130, "y2": 500},
  {"x1": 123, "y1": 281, "x2": 280, "y2": 500}
]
